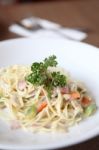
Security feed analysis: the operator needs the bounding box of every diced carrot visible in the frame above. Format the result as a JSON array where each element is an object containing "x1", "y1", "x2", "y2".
[
  {"x1": 37, "y1": 101, "x2": 47, "y2": 113},
  {"x1": 70, "y1": 91, "x2": 80, "y2": 99},
  {"x1": 81, "y1": 97, "x2": 91, "y2": 107}
]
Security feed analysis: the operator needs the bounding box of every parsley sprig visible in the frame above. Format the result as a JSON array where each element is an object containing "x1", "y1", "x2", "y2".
[{"x1": 26, "y1": 55, "x2": 67, "y2": 96}]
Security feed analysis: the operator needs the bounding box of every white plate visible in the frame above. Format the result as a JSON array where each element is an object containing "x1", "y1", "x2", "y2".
[{"x1": 0, "y1": 38, "x2": 99, "y2": 150}]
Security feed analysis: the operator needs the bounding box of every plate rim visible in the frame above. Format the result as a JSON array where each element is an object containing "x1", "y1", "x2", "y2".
[{"x1": 0, "y1": 37, "x2": 99, "y2": 50}]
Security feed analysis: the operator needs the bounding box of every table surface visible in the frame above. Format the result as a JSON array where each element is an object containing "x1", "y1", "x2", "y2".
[
  {"x1": 0, "y1": 0, "x2": 99, "y2": 47},
  {"x1": 0, "y1": 0, "x2": 99, "y2": 150}
]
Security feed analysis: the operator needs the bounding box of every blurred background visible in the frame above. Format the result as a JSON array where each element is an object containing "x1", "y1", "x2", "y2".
[
  {"x1": 0, "y1": 0, "x2": 60, "y2": 5},
  {"x1": 0, "y1": 0, "x2": 38, "y2": 5},
  {"x1": 0, "y1": 0, "x2": 52, "y2": 5},
  {"x1": 0, "y1": 0, "x2": 99, "y2": 47}
]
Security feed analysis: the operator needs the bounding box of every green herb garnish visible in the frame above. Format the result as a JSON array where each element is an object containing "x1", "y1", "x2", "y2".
[
  {"x1": 26, "y1": 55, "x2": 67, "y2": 96},
  {"x1": 44, "y1": 55, "x2": 58, "y2": 68},
  {"x1": 51, "y1": 72, "x2": 66, "y2": 87}
]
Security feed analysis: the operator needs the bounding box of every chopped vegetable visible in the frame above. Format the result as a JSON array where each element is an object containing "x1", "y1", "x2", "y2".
[
  {"x1": 25, "y1": 105, "x2": 37, "y2": 118},
  {"x1": 71, "y1": 91, "x2": 80, "y2": 99},
  {"x1": 84, "y1": 103, "x2": 96, "y2": 116},
  {"x1": 26, "y1": 55, "x2": 67, "y2": 96},
  {"x1": 81, "y1": 97, "x2": 91, "y2": 107},
  {"x1": 37, "y1": 101, "x2": 47, "y2": 113}
]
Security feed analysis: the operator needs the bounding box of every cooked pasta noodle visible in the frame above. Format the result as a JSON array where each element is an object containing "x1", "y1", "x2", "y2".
[{"x1": 0, "y1": 64, "x2": 96, "y2": 132}]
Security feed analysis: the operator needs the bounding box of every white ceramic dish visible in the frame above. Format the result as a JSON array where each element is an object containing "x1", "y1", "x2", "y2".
[{"x1": 0, "y1": 38, "x2": 99, "y2": 150}]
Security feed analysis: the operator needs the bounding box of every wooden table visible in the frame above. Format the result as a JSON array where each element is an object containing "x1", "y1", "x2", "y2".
[
  {"x1": 0, "y1": 0, "x2": 99, "y2": 47},
  {"x1": 0, "y1": 0, "x2": 99, "y2": 150}
]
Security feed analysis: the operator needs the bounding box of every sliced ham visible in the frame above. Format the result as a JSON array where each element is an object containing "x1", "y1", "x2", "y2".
[
  {"x1": 60, "y1": 87, "x2": 69, "y2": 94},
  {"x1": 18, "y1": 80, "x2": 26, "y2": 91}
]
